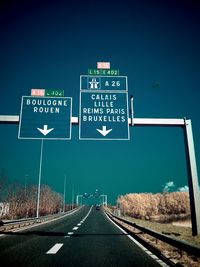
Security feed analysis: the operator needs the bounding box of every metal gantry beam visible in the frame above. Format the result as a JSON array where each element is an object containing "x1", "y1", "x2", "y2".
[
  {"x1": 0, "y1": 115, "x2": 19, "y2": 123},
  {"x1": 0, "y1": 115, "x2": 185, "y2": 126},
  {"x1": 1, "y1": 115, "x2": 199, "y2": 235}
]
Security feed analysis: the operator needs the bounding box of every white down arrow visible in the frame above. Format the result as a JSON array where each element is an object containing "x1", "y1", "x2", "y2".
[
  {"x1": 96, "y1": 126, "x2": 112, "y2": 137},
  {"x1": 37, "y1": 125, "x2": 54, "y2": 136}
]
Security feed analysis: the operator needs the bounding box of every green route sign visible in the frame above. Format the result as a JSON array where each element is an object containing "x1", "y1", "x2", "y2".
[
  {"x1": 45, "y1": 89, "x2": 64, "y2": 97},
  {"x1": 88, "y1": 69, "x2": 119, "y2": 76}
]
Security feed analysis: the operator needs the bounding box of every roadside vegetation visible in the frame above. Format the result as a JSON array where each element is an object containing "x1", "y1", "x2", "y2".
[
  {"x1": 117, "y1": 192, "x2": 190, "y2": 222},
  {"x1": 0, "y1": 175, "x2": 64, "y2": 219},
  {"x1": 110, "y1": 192, "x2": 200, "y2": 246}
]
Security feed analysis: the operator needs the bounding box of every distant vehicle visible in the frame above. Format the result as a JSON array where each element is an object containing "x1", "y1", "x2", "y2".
[{"x1": 95, "y1": 204, "x2": 101, "y2": 210}]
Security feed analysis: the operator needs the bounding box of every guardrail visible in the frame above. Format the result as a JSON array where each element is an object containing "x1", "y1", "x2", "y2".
[
  {"x1": 106, "y1": 210, "x2": 200, "y2": 258},
  {"x1": 0, "y1": 207, "x2": 80, "y2": 232}
]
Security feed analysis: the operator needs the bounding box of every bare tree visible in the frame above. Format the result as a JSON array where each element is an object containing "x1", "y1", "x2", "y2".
[{"x1": 5, "y1": 183, "x2": 63, "y2": 219}]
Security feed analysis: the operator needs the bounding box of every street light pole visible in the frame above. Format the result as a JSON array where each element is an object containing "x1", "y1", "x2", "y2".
[{"x1": 36, "y1": 139, "x2": 44, "y2": 218}]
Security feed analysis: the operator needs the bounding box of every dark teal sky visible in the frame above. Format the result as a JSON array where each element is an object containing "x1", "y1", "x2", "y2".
[{"x1": 0, "y1": 0, "x2": 199, "y2": 204}]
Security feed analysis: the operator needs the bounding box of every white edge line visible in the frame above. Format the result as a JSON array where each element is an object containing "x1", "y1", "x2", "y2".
[
  {"x1": 0, "y1": 207, "x2": 83, "y2": 238},
  {"x1": 104, "y1": 212, "x2": 169, "y2": 267},
  {"x1": 46, "y1": 243, "x2": 63, "y2": 254}
]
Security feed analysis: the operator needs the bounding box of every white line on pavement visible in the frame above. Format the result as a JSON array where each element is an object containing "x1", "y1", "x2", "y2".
[
  {"x1": 104, "y1": 212, "x2": 169, "y2": 267},
  {"x1": 46, "y1": 243, "x2": 63, "y2": 254},
  {"x1": 68, "y1": 232, "x2": 74, "y2": 235},
  {"x1": 64, "y1": 206, "x2": 93, "y2": 238}
]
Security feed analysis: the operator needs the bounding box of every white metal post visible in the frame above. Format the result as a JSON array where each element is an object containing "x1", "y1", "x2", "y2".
[
  {"x1": 76, "y1": 195, "x2": 83, "y2": 206},
  {"x1": 36, "y1": 139, "x2": 44, "y2": 218},
  {"x1": 130, "y1": 95, "x2": 134, "y2": 126},
  {"x1": 105, "y1": 195, "x2": 107, "y2": 207},
  {"x1": 100, "y1": 195, "x2": 104, "y2": 206},
  {"x1": 100, "y1": 195, "x2": 107, "y2": 207},
  {"x1": 184, "y1": 119, "x2": 200, "y2": 235},
  {"x1": 63, "y1": 175, "x2": 66, "y2": 212}
]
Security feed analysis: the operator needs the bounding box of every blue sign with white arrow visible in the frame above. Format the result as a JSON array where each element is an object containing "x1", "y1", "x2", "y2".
[
  {"x1": 18, "y1": 96, "x2": 72, "y2": 139},
  {"x1": 79, "y1": 91, "x2": 130, "y2": 140}
]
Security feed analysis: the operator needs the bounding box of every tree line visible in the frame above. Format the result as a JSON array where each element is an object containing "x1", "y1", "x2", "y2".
[
  {"x1": 0, "y1": 179, "x2": 64, "y2": 219},
  {"x1": 117, "y1": 192, "x2": 190, "y2": 222}
]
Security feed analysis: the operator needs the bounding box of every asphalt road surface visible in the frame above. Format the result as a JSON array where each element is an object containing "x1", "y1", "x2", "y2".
[{"x1": 0, "y1": 206, "x2": 166, "y2": 267}]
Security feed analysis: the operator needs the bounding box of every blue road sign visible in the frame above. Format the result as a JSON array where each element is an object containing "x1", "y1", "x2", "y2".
[
  {"x1": 18, "y1": 96, "x2": 72, "y2": 139},
  {"x1": 79, "y1": 91, "x2": 130, "y2": 140},
  {"x1": 80, "y1": 75, "x2": 128, "y2": 91}
]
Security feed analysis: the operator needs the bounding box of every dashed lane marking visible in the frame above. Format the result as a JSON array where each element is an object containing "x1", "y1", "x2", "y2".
[
  {"x1": 67, "y1": 232, "x2": 74, "y2": 235},
  {"x1": 64, "y1": 206, "x2": 93, "y2": 238},
  {"x1": 46, "y1": 243, "x2": 63, "y2": 254}
]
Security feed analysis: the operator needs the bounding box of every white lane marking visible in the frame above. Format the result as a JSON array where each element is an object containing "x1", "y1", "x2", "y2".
[
  {"x1": 64, "y1": 231, "x2": 74, "y2": 238},
  {"x1": 67, "y1": 232, "x2": 74, "y2": 235},
  {"x1": 104, "y1": 213, "x2": 169, "y2": 267},
  {"x1": 0, "y1": 206, "x2": 84, "y2": 238},
  {"x1": 46, "y1": 243, "x2": 63, "y2": 254},
  {"x1": 82, "y1": 206, "x2": 93, "y2": 221},
  {"x1": 64, "y1": 206, "x2": 93, "y2": 238}
]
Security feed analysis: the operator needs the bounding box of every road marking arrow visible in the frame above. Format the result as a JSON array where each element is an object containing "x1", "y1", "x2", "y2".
[
  {"x1": 96, "y1": 126, "x2": 112, "y2": 137},
  {"x1": 37, "y1": 125, "x2": 54, "y2": 136}
]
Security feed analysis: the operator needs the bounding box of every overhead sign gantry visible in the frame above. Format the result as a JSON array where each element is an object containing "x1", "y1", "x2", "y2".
[{"x1": 1, "y1": 61, "x2": 200, "y2": 236}]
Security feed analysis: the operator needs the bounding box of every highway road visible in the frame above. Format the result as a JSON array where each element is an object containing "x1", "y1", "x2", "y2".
[{"x1": 0, "y1": 206, "x2": 167, "y2": 267}]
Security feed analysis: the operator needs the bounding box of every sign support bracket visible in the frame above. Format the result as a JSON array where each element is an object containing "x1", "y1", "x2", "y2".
[{"x1": 183, "y1": 118, "x2": 200, "y2": 236}]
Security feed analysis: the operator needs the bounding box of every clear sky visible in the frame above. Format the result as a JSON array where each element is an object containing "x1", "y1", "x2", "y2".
[{"x1": 0, "y1": 0, "x2": 199, "y2": 204}]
